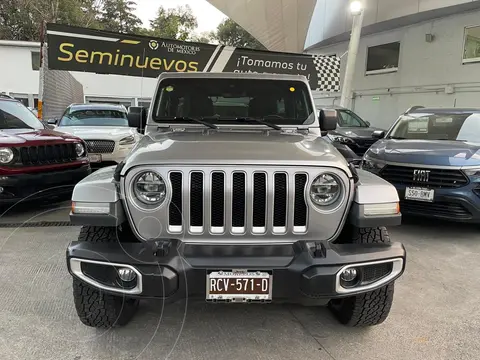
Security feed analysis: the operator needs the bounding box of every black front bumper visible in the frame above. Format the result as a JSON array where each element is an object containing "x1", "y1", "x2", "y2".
[
  {"x1": 67, "y1": 239, "x2": 406, "y2": 305},
  {"x1": 0, "y1": 164, "x2": 91, "y2": 204}
]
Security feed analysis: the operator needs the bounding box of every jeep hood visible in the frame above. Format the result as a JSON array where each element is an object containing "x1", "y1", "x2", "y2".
[
  {"x1": 0, "y1": 128, "x2": 80, "y2": 145},
  {"x1": 56, "y1": 126, "x2": 136, "y2": 140},
  {"x1": 367, "y1": 139, "x2": 480, "y2": 166},
  {"x1": 122, "y1": 130, "x2": 350, "y2": 173}
]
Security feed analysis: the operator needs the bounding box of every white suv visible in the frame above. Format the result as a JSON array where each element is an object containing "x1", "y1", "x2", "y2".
[{"x1": 53, "y1": 103, "x2": 142, "y2": 168}]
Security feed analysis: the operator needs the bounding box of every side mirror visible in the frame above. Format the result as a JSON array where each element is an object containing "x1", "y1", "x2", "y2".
[
  {"x1": 372, "y1": 130, "x2": 385, "y2": 139},
  {"x1": 127, "y1": 108, "x2": 147, "y2": 133},
  {"x1": 47, "y1": 118, "x2": 58, "y2": 125},
  {"x1": 319, "y1": 109, "x2": 337, "y2": 135},
  {"x1": 365, "y1": 121, "x2": 371, "y2": 127}
]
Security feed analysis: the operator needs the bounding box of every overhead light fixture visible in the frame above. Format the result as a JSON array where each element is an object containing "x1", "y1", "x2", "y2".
[{"x1": 350, "y1": 1, "x2": 363, "y2": 15}]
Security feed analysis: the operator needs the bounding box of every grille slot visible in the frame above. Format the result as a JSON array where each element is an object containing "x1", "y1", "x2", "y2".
[
  {"x1": 211, "y1": 172, "x2": 225, "y2": 230},
  {"x1": 294, "y1": 174, "x2": 308, "y2": 228},
  {"x1": 381, "y1": 165, "x2": 468, "y2": 189},
  {"x1": 252, "y1": 173, "x2": 267, "y2": 232},
  {"x1": 85, "y1": 140, "x2": 115, "y2": 154},
  {"x1": 189, "y1": 172, "x2": 204, "y2": 231},
  {"x1": 18, "y1": 143, "x2": 77, "y2": 166},
  {"x1": 273, "y1": 173, "x2": 287, "y2": 231},
  {"x1": 168, "y1": 172, "x2": 183, "y2": 229},
  {"x1": 166, "y1": 169, "x2": 309, "y2": 236},
  {"x1": 232, "y1": 172, "x2": 246, "y2": 231}
]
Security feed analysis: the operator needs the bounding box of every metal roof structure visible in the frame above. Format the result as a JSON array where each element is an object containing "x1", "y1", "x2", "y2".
[{"x1": 206, "y1": 0, "x2": 317, "y2": 53}]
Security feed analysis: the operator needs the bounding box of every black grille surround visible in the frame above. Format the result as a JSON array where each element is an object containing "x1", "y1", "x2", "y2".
[
  {"x1": 18, "y1": 143, "x2": 78, "y2": 166},
  {"x1": 380, "y1": 165, "x2": 469, "y2": 189},
  {"x1": 85, "y1": 140, "x2": 115, "y2": 154},
  {"x1": 400, "y1": 200, "x2": 472, "y2": 220}
]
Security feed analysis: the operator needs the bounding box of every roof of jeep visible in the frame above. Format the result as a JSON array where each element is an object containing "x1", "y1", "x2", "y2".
[
  {"x1": 67, "y1": 103, "x2": 127, "y2": 112},
  {"x1": 158, "y1": 72, "x2": 309, "y2": 83}
]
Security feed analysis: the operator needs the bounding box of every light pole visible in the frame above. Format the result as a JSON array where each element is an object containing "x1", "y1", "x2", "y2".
[{"x1": 340, "y1": 1, "x2": 364, "y2": 109}]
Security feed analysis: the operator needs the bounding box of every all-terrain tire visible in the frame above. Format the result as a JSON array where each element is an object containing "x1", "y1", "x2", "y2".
[
  {"x1": 72, "y1": 226, "x2": 139, "y2": 328},
  {"x1": 329, "y1": 226, "x2": 395, "y2": 327}
]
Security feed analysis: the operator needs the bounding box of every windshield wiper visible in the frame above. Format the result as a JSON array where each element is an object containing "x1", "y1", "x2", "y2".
[
  {"x1": 386, "y1": 135, "x2": 406, "y2": 140},
  {"x1": 165, "y1": 116, "x2": 218, "y2": 129},
  {"x1": 234, "y1": 117, "x2": 282, "y2": 130}
]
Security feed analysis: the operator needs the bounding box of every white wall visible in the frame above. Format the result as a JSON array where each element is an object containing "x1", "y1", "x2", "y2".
[
  {"x1": 309, "y1": 9, "x2": 480, "y2": 130},
  {"x1": 0, "y1": 42, "x2": 157, "y2": 108},
  {"x1": 0, "y1": 43, "x2": 40, "y2": 105},
  {"x1": 305, "y1": 0, "x2": 477, "y2": 49}
]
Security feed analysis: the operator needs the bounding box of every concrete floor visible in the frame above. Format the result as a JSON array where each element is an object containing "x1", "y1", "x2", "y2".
[{"x1": 0, "y1": 207, "x2": 478, "y2": 360}]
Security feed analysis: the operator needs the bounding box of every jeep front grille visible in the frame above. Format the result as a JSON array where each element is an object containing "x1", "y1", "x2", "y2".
[
  {"x1": 85, "y1": 140, "x2": 115, "y2": 154},
  {"x1": 167, "y1": 170, "x2": 308, "y2": 235},
  {"x1": 19, "y1": 143, "x2": 77, "y2": 165}
]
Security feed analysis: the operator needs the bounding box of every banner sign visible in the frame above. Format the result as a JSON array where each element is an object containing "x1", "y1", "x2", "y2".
[{"x1": 46, "y1": 23, "x2": 340, "y2": 92}]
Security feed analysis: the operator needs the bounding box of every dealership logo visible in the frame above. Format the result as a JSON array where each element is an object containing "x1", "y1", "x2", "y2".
[
  {"x1": 413, "y1": 169, "x2": 431, "y2": 182},
  {"x1": 149, "y1": 40, "x2": 159, "y2": 50}
]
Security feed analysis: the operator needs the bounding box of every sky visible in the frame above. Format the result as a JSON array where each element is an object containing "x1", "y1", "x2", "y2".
[{"x1": 134, "y1": 0, "x2": 227, "y2": 34}]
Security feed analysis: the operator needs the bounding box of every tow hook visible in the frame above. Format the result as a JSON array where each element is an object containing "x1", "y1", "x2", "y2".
[{"x1": 151, "y1": 240, "x2": 172, "y2": 257}]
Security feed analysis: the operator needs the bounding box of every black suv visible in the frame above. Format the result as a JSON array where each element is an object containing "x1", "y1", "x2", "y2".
[{"x1": 321, "y1": 106, "x2": 384, "y2": 156}]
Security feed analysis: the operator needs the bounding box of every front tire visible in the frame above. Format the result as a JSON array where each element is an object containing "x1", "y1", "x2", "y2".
[
  {"x1": 72, "y1": 226, "x2": 139, "y2": 328},
  {"x1": 329, "y1": 226, "x2": 396, "y2": 327}
]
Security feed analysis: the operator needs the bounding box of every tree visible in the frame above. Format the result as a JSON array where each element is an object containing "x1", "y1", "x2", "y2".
[
  {"x1": 0, "y1": 0, "x2": 103, "y2": 41},
  {"x1": 99, "y1": 0, "x2": 142, "y2": 34},
  {"x1": 211, "y1": 18, "x2": 265, "y2": 50},
  {"x1": 149, "y1": 5, "x2": 197, "y2": 41},
  {"x1": 190, "y1": 31, "x2": 214, "y2": 44}
]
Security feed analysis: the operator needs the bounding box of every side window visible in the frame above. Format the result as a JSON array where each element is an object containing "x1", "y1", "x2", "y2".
[{"x1": 339, "y1": 111, "x2": 362, "y2": 126}]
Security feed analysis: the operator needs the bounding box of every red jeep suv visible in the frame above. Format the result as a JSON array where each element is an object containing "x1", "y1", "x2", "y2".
[{"x1": 0, "y1": 95, "x2": 91, "y2": 205}]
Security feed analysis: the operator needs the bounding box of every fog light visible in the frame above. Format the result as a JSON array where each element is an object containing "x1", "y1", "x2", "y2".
[
  {"x1": 118, "y1": 268, "x2": 136, "y2": 282},
  {"x1": 0, "y1": 187, "x2": 4, "y2": 194},
  {"x1": 340, "y1": 268, "x2": 358, "y2": 282}
]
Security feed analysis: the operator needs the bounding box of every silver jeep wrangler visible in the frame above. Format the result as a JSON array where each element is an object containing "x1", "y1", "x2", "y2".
[{"x1": 67, "y1": 72, "x2": 406, "y2": 328}]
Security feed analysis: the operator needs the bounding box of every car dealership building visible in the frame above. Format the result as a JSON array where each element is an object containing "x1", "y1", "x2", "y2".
[{"x1": 1, "y1": 0, "x2": 480, "y2": 129}]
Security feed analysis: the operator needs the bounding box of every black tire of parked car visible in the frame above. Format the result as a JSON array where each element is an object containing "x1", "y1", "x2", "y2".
[
  {"x1": 328, "y1": 226, "x2": 395, "y2": 327},
  {"x1": 72, "y1": 226, "x2": 139, "y2": 328}
]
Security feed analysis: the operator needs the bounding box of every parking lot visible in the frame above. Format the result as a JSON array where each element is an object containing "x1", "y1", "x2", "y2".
[{"x1": 0, "y1": 203, "x2": 478, "y2": 360}]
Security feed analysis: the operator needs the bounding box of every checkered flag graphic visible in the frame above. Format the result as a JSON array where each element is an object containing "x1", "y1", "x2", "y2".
[{"x1": 312, "y1": 55, "x2": 341, "y2": 92}]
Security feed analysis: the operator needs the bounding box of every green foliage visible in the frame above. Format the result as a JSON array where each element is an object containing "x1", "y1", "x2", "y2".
[
  {"x1": 148, "y1": 5, "x2": 197, "y2": 41},
  {"x1": 0, "y1": 0, "x2": 103, "y2": 41},
  {"x1": 99, "y1": 0, "x2": 142, "y2": 34},
  {"x1": 211, "y1": 18, "x2": 265, "y2": 50},
  {"x1": 0, "y1": 1, "x2": 264, "y2": 50}
]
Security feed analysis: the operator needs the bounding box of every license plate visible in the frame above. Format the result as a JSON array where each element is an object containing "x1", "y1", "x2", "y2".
[
  {"x1": 405, "y1": 187, "x2": 434, "y2": 202},
  {"x1": 88, "y1": 154, "x2": 102, "y2": 163},
  {"x1": 206, "y1": 270, "x2": 272, "y2": 302}
]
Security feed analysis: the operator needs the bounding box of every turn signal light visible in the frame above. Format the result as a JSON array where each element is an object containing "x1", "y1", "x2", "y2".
[
  {"x1": 364, "y1": 202, "x2": 400, "y2": 216},
  {"x1": 71, "y1": 201, "x2": 110, "y2": 214}
]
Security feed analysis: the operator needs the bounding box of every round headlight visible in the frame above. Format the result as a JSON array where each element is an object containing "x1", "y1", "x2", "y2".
[
  {"x1": 310, "y1": 174, "x2": 341, "y2": 206},
  {"x1": 75, "y1": 143, "x2": 85, "y2": 157},
  {"x1": 0, "y1": 148, "x2": 14, "y2": 164},
  {"x1": 133, "y1": 171, "x2": 166, "y2": 205}
]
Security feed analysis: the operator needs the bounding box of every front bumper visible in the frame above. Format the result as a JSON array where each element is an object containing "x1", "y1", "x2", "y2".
[
  {"x1": 394, "y1": 184, "x2": 480, "y2": 223},
  {"x1": 66, "y1": 239, "x2": 406, "y2": 304},
  {"x1": 0, "y1": 164, "x2": 91, "y2": 204}
]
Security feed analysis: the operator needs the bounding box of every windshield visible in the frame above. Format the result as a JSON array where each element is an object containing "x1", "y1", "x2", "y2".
[
  {"x1": 0, "y1": 100, "x2": 44, "y2": 130},
  {"x1": 59, "y1": 109, "x2": 128, "y2": 127},
  {"x1": 387, "y1": 112, "x2": 480, "y2": 142},
  {"x1": 337, "y1": 109, "x2": 369, "y2": 127},
  {"x1": 152, "y1": 78, "x2": 315, "y2": 126}
]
